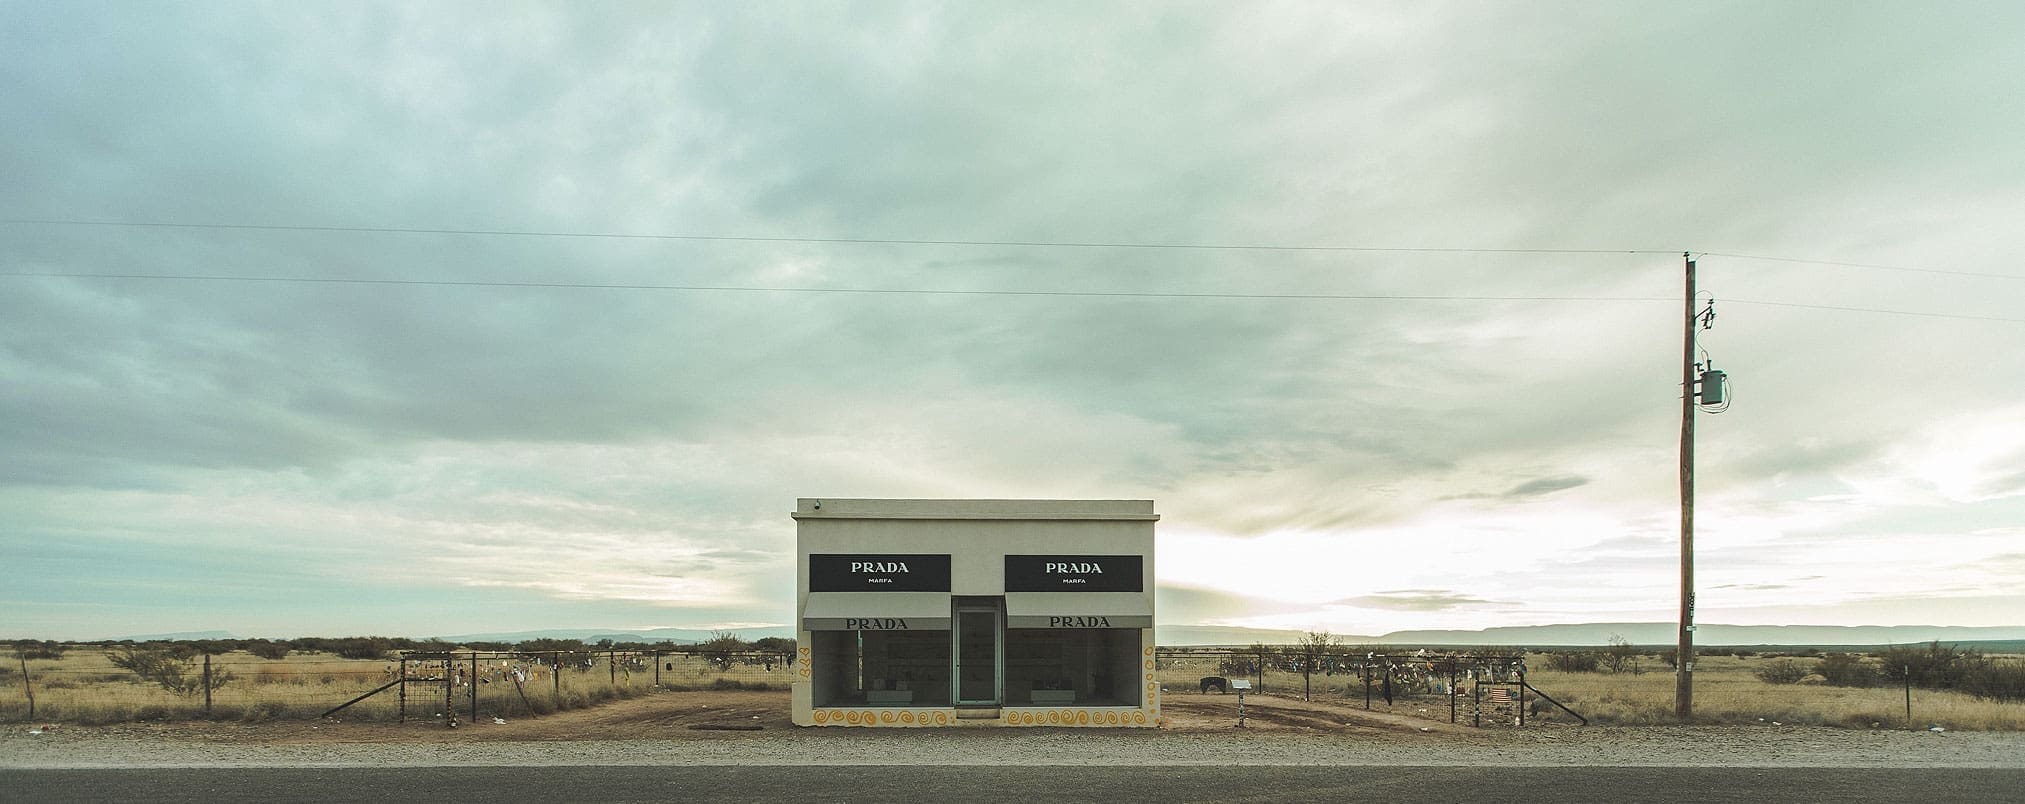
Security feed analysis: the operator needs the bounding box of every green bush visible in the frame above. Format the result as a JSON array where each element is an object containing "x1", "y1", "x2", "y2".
[
  {"x1": 1753, "y1": 659, "x2": 1809, "y2": 685},
  {"x1": 13, "y1": 640, "x2": 67, "y2": 660},
  {"x1": 1959, "y1": 659, "x2": 2025, "y2": 703},
  {"x1": 105, "y1": 647, "x2": 235, "y2": 696},
  {"x1": 1546, "y1": 652, "x2": 1602, "y2": 673},
  {"x1": 1814, "y1": 653, "x2": 1876, "y2": 687}
]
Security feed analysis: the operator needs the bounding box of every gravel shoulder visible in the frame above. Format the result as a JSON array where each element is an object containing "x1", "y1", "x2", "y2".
[{"x1": 5, "y1": 690, "x2": 2019, "y2": 770}]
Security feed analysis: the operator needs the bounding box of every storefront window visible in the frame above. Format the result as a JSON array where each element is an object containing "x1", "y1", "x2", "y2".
[
  {"x1": 1003, "y1": 628, "x2": 1141, "y2": 706},
  {"x1": 810, "y1": 629, "x2": 952, "y2": 707}
]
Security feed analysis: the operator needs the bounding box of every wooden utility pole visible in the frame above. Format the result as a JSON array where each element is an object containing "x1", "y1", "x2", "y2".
[{"x1": 1677, "y1": 252, "x2": 1697, "y2": 719}]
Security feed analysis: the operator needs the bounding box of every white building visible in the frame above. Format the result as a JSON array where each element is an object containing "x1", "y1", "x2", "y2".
[{"x1": 790, "y1": 498, "x2": 1159, "y2": 727}]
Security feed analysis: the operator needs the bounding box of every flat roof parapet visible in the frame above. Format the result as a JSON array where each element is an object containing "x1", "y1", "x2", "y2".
[{"x1": 793, "y1": 498, "x2": 1158, "y2": 521}]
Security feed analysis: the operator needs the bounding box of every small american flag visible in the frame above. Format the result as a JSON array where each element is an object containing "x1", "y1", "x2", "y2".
[{"x1": 1488, "y1": 687, "x2": 1516, "y2": 704}]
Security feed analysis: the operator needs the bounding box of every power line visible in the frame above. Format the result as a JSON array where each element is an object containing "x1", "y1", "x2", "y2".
[
  {"x1": 0, "y1": 270, "x2": 1672, "y2": 304},
  {"x1": 6, "y1": 269, "x2": 2022, "y2": 322},
  {"x1": 0, "y1": 217, "x2": 1669, "y2": 256},
  {"x1": 6, "y1": 218, "x2": 2019, "y2": 281},
  {"x1": 1722, "y1": 299, "x2": 2025, "y2": 323},
  {"x1": 1698, "y1": 251, "x2": 2020, "y2": 281}
]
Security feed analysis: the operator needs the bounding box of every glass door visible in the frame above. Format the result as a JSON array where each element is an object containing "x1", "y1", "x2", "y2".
[{"x1": 954, "y1": 603, "x2": 1001, "y2": 705}]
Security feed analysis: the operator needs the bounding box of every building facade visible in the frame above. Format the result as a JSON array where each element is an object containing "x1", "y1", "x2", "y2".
[{"x1": 790, "y1": 498, "x2": 1159, "y2": 727}]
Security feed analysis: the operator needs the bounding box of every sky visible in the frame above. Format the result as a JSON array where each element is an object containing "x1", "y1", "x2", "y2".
[{"x1": 4, "y1": 1, "x2": 2023, "y2": 641}]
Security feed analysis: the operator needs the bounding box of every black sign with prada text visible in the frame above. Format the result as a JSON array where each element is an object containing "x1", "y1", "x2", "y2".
[
  {"x1": 1004, "y1": 555, "x2": 1142, "y2": 592},
  {"x1": 809, "y1": 554, "x2": 951, "y2": 592}
]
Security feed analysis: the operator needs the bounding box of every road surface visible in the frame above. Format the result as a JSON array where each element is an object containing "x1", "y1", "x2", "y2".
[{"x1": 6, "y1": 764, "x2": 2021, "y2": 803}]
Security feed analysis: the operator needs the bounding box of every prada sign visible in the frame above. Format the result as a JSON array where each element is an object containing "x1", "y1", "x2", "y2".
[
  {"x1": 809, "y1": 553, "x2": 951, "y2": 592},
  {"x1": 1005, "y1": 613, "x2": 1153, "y2": 629},
  {"x1": 1004, "y1": 555, "x2": 1142, "y2": 592}
]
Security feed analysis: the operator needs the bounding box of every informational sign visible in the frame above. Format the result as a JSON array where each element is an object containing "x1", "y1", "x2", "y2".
[
  {"x1": 1004, "y1": 555, "x2": 1143, "y2": 592},
  {"x1": 808, "y1": 554, "x2": 951, "y2": 592}
]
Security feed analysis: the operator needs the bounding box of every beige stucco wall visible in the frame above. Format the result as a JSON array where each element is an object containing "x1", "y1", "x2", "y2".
[{"x1": 790, "y1": 498, "x2": 1159, "y2": 728}]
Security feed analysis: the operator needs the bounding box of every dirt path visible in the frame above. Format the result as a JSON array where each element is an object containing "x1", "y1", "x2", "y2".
[
  {"x1": 8, "y1": 691, "x2": 2023, "y2": 770},
  {"x1": 15, "y1": 690, "x2": 1475, "y2": 746}
]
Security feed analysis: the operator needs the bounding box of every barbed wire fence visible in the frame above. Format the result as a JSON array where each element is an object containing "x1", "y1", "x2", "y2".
[
  {"x1": 8, "y1": 642, "x2": 1582, "y2": 727},
  {"x1": 1152, "y1": 647, "x2": 1584, "y2": 727},
  {"x1": 2, "y1": 643, "x2": 794, "y2": 724}
]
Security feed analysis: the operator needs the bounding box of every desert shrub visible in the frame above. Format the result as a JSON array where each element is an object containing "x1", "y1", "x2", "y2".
[
  {"x1": 1877, "y1": 643, "x2": 2025, "y2": 703},
  {"x1": 1547, "y1": 652, "x2": 1602, "y2": 673},
  {"x1": 1602, "y1": 636, "x2": 1639, "y2": 673},
  {"x1": 329, "y1": 637, "x2": 394, "y2": 660},
  {"x1": 246, "y1": 640, "x2": 291, "y2": 660},
  {"x1": 105, "y1": 646, "x2": 235, "y2": 696},
  {"x1": 13, "y1": 640, "x2": 67, "y2": 660},
  {"x1": 1814, "y1": 653, "x2": 1876, "y2": 687},
  {"x1": 1754, "y1": 659, "x2": 1809, "y2": 685},
  {"x1": 1878, "y1": 642, "x2": 1976, "y2": 689},
  {"x1": 698, "y1": 631, "x2": 752, "y2": 670},
  {"x1": 1959, "y1": 659, "x2": 2025, "y2": 703}
]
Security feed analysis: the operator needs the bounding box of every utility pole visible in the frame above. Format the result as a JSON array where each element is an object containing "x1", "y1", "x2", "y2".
[{"x1": 1676, "y1": 251, "x2": 1696, "y2": 719}]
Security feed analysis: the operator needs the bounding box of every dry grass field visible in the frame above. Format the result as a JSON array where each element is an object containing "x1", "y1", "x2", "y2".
[
  {"x1": 10, "y1": 645, "x2": 2022, "y2": 731},
  {"x1": 1153, "y1": 652, "x2": 2025, "y2": 731},
  {"x1": 1, "y1": 647, "x2": 796, "y2": 725}
]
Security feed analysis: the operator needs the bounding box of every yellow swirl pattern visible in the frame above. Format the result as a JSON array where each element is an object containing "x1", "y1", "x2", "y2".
[{"x1": 810, "y1": 707, "x2": 1157, "y2": 727}]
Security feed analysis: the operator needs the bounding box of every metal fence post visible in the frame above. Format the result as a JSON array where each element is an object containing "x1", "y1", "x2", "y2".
[
  {"x1": 398, "y1": 657, "x2": 408, "y2": 723},
  {"x1": 1363, "y1": 660, "x2": 1371, "y2": 710},
  {"x1": 444, "y1": 658, "x2": 455, "y2": 726},
  {"x1": 18, "y1": 652, "x2": 34, "y2": 720},
  {"x1": 1449, "y1": 659, "x2": 1457, "y2": 724},
  {"x1": 654, "y1": 650, "x2": 661, "y2": 687},
  {"x1": 470, "y1": 653, "x2": 479, "y2": 723},
  {"x1": 203, "y1": 655, "x2": 213, "y2": 717},
  {"x1": 552, "y1": 652, "x2": 561, "y2": 707},
  {"x1": 1473, "y1": 675, "x2": 1481, "y2": 727}
]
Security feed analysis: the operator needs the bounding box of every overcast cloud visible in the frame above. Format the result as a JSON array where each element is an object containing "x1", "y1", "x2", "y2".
[{"x1": 4, "y1": 1, "x2": 2022, "y2": 639}]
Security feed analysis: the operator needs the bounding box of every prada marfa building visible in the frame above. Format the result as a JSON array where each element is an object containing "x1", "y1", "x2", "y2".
[{"x1": 790, "y1": 499, "x2": 1159, "y2": 727}]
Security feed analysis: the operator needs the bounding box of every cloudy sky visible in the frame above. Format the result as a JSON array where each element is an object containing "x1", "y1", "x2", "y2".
[{"x1": 5, "y1": 2, "x2": 2022, "y2": 641}]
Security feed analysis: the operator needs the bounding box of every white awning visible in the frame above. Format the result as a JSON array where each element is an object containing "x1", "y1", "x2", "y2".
[
  {"x1": 801, "y1": 592, "x2": 951, "y2": 631},
  {"x1": 1004, "y1": 592, "x2": 1152, "y2": 629}
]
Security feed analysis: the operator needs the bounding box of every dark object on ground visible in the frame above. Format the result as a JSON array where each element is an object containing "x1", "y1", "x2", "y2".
[{"x1": 1200, "y1": 676, "x2": 1228, "y2": 694}]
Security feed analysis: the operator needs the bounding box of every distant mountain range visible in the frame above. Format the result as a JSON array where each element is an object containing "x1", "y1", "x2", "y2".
[
  {"x1": 1156, "y1": 622, "x2": 2025, "y2": 648},
  {"x1": 436, "y1": 626, "x2": 798, "y2": 645},
  {"x1": 109, "y1": 630, "x2": 236, "y2": 641}
]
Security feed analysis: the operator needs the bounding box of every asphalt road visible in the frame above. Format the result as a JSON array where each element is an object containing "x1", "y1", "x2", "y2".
[{"x1": 5, "y1": 765, "x2": 2021, "y2": 803}]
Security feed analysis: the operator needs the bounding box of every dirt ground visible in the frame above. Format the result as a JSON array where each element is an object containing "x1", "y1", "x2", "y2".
[{"x1": 36, "y1": 689, "x2": 1480, "y2": 745}]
